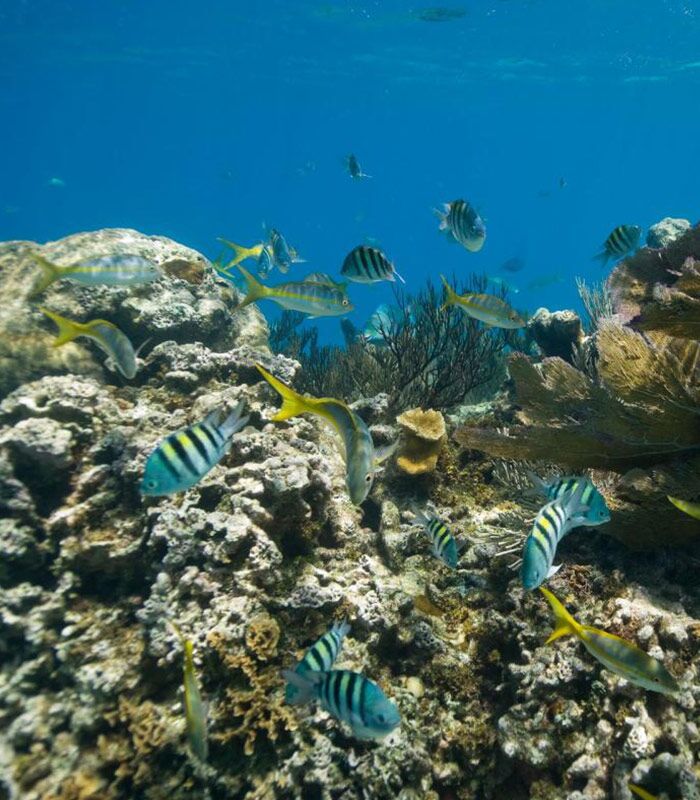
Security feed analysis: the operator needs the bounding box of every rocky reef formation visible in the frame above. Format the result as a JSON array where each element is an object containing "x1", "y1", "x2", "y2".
[{"x1": 1, "y1": 228, "x2": 698, "y2": 800}]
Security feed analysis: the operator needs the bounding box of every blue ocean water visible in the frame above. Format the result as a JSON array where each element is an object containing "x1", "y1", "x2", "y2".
[{"x1": 1, "y1": 0, "x2": 698, "y2": 339}]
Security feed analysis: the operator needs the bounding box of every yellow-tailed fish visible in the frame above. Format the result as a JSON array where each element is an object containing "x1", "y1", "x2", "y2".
[
  {"x1": 628, "y1": 784, "x2": 659, "y2": 800},
  {"x1": 440, "y1": 275, "x2": 525, "y2": 329},
  {"x1": 255, "y1": 363, "x2": 395, "y2": 505},
  {"x1": 29, "y1": 252, "x2": 160, "y2": 297},
  {"x1": 40, "y1": 307, "x2": 141, "y2": 379},
  {"x1": 539, "y1": 587, "x2": 679, "y2": 695},
  {"x1": 668, "y1": 495, "x2": 700, "y2": 520},
  {"x1": 218, "y1": 237, "x2": 265, "y2": 269},
  {"x1": 170, "y1": 623, "x2": 208, "y2": 762},
  {"x1": 227, "y1": 266, "x2": 353, "y2": 318}
]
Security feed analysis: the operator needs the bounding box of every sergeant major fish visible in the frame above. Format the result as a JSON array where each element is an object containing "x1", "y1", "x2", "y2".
[
  {"x1": 341, "y1": 245, "x2": 405, "y2": 284},
  {"x1": 270, "y1": 228, "x2": 305, "y2": 273},
  {"x1": 226, "y1": 266, "x2": 353, "y2": 318},
  {"x1": 255, "y1": 363, "x2": 395, "y2": 505},
  {"x1": 528, "y1": 472, "x2": 611, "y2": 526},
  {"x1": 413, "y1": 509, "x2": 459, "y2": 568},
  {"x1": 141, "y1": 400, "x2": 249, "y2": 495},
  {"x1": 30, "y1": 252, "x2": 160, "y2": 297},
  {"x1": 521, "y1": 482, "x2": 602, "y2": 590},
  {"x1": 595, "y1": 224, "x2": 642, "y2": 265},
  {"x1": 285, "y1": 620, "x2": 351, "y2": 704},
  {"x1": 282, "y1": 668, "x2": 400, "y2": 739},
  {"x1": 40, "y1": 307, "x2": 141, "y2": 379},
  {"x1": 539, "y1": 587, "x2": 680, "y2": 695},
  {"x1": 436, "y1": 199, "x2": 486, "y2": 252},
  {"x1": 440, "y1": 275, "x2": 525, "y2": 329},
  {"x1": 170, "y1": 623, "x2": 208, "y2": 762}
]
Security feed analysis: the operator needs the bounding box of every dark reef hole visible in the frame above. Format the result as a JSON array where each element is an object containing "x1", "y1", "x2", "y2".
[
  {"x1": 11, "y1": 458, "x2": 72, "y2": 518},
  {"x1": 360, "y1": 496, "x2": 381, "y2": 531},
  {"x1": 301, "y1": 785, "x2": 324, "y2": 800}
]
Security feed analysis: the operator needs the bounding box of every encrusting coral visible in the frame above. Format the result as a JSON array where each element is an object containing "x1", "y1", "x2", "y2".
[{"x1": 395, "y1": 407, "x2": 446, "y2": 475}]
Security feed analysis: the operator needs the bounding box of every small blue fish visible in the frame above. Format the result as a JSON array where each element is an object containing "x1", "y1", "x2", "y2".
[
  {"x1": 285, "y1": 621, "x2": 350, "y2": 704},
  {"x1": 361, "y1": 304, "x2": 395, "y2": 345},
  {"x1": 283, "y1": 668, "x2": 401, "y2": 739},
  {"x1": 141, "y1": 401, "x2": 249, "y2": 495},
  {"x1": 521, "y1": 482, "x2": 598, "y2": 590},
  {"x1": 413, "y1": 510, "x2": 459, "y2": 568},
  {"x1": 528, "y1": 472, "x2": 611, "y2": 527}
]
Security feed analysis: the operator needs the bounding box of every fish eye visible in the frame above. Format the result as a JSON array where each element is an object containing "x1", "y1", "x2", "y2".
[
  {"x1": 146, "y1": 479, "x2": 157, "y2": 489},
  {"x1": 365, "y1": 473, "x2": 372, "y2": 483},
  {"x1": 342, "y1": 298, "x2": 349, "y2": 306}
]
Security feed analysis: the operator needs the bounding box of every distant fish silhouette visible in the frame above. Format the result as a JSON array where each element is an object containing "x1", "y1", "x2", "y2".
[
  {"x1": 417, "y1": 7, "x2": 467, "y2": 22},
  {"x1": 500, "y1": 256, "x2": 525, "y2": 273}
]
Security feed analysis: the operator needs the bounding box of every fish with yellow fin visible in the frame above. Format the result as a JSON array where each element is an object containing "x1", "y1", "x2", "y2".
[
  {"x1": 29, "y1": 252, "x2": 160, "y2": 297},
  {"x1": 255, "y1": 363, "x2": 395, "y2": 505},
  {"x1": 40, "y1": 307, "x2": 142, "y2": 379},
  {"x1": 667, "y1": 495, "x2": 700, "y2": 520},
  {"x1": 628, "y1": 784, "x2": 659, "y2": 800},
  {"x1": 539, "y1": 587, "x2": 679, "y2": 695},
  {"x1": 170, "y1": 622, "x2": 208, "y2": 762},
  {"x1": 440, "y1": 275, "x2": 525, "y2": 329}
]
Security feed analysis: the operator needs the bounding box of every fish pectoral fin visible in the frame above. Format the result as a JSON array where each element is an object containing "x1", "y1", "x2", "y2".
[
  {"x1": 546, "y1": 564, "x2": 562, "y2": 578},
  {"x1": 374, "y1": 441, "x2": 398, "y2": 466}
]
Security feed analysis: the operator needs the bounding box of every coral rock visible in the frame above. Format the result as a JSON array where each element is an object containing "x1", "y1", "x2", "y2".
[
  {"x1": 527, "y1": 307, "x2": 584, "y2": 362},
  {"x1": 646, "y1": 217, "x2": 691, "y2": 249},
  {"x1": 396, "y1": 408, "x2": 446, "y2": 475}
]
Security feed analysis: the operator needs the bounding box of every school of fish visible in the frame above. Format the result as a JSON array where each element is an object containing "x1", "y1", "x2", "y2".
[{"x1": 21, "y1": 155, "x2": 691, "y2": 800}]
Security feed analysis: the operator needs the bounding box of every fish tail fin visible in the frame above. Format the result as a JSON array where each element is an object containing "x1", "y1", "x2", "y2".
[
  {"x1": 439, "y1": 275, "x2": 458, "y2": 310},
  {"x1": 539, "y1": 586, "x2": 580, "y2": 643},
  {"x1": 332, "y1": 619, "x2": 351, "y2": 639},
  {"x1": 217, "y1": 237, "x2": 257, "y2": 268},
  {"x1": 526, "y1": 470, "x2": 548, "y2": 494},
  {"x1": 29, "y1": 253, "x2": 61, "y2": 297},
  {"x1": 220, "y1": 399, "x2": 249, "y2": 439},
  {"x1": 282, "y1": 669, "x2": 319, "y2": 706},
  {"x1": 433, "y1": 206, "x2": 448, "y2": 230},
  {"x1": 236, "y1": 265, "x2": 269, "y2": 310},
  {"x1": 255, "y1": 363, "x2": 314, "y2": 421},
  {"x1": 39, "y1": 307, "x2": 83, "y2": 347}
]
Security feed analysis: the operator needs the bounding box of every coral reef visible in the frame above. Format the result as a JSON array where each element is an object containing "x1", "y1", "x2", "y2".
[
  {"x1": 646, "y1": 217, "x2": 691, "y2": 249},
  {"x1": 527, "y1": 307, "x2": 584, "y2": 362},
  {"x1": 395, "y1": 407, "x2": 446, "y2": 475},
  {"x1": 269, "y1": 275, "x2": 517, "y2": 411},
  {"x1": 1, "y1": 228, "x2": 699, "y2": 800},
  {"x1": 607, "y1": 223, "x2": 700, "y2": 339}
]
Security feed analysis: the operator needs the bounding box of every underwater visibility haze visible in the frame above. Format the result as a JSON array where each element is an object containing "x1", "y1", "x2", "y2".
[{"x1": 0, "y1": 2, "x2": 699, "y2": 799}]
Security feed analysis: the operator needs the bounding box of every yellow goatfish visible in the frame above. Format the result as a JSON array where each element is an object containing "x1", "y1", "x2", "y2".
[
  {"x1": 539, "y1": 587, "x2": 679, "y2": 696},
  {"x1": 255, "y1": 363, "x2": 395, "y2": 505},
  {"x1": 628, "y1": 784, "x2": 659, "y2": 800},
  {"x1": 40, "y1": 307, "x2": 141, "y2": 379},
  {"x1": 440, "y1": 275, "x2": 525, "y2": 329},
  {"x1": 170, "y1": 622, "x2": 208, "y2": 762},
  {"x1": 667, "y1": 495, "x2": 700, "y2": 520}
]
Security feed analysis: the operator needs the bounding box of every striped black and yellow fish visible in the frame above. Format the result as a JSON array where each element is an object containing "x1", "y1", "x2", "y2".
[
  {"x1": 521, "y1": 482, "x2": 594, "y2": 590},
  {"x1": 529, "y1": 472, "x2": 611, "y2": 526},
  {"x1": 285, "y1": 620, "x2": 350, "y2": 704},
  {"x1": 413, "y1": 510, "x2": 459, "y2": 568},
  {"x1": 436, "y1": 199, "x2": 486, "y2": 252},
  {"x1": 140, "y1": 401, "x2": 249, "y2": 495},
  {"x1": 283, "y1": 668, "x2": 401, "y2": 739},
  {"x1": 595, "y1": 224, "x2": 642, "y2": 265},
  {"x1": 341, "y1": 245, "x2": 405, "y2": 284}
]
